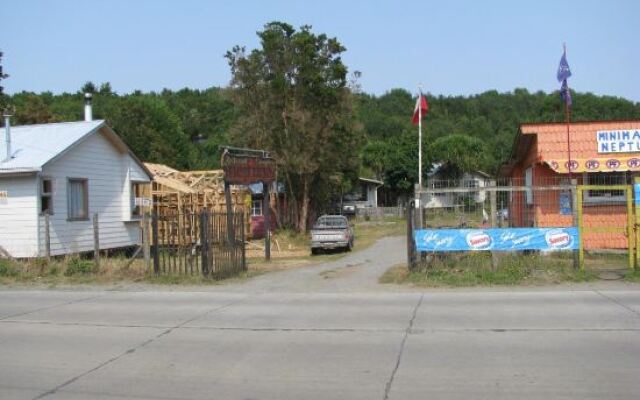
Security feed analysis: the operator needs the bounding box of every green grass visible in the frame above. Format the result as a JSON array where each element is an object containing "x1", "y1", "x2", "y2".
[{"x1": 380, "y1": 252, "x2": 599, "y2": 287}]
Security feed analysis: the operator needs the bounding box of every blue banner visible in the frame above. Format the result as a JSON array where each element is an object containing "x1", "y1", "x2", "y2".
[{"x1": 414, "y1": 227, "x2": 578, "y2": 252}]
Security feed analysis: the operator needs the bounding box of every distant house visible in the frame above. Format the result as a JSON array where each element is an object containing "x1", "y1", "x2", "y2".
[
  {"x1": 0, "y1": 119, "x2": 152, "y2": 258},
  {"x1": 425, "y1": 164, "x2": 490, "y2": 209},
  {"x1": 342, "y1": 177, "x2": 383, "y2": 213}
]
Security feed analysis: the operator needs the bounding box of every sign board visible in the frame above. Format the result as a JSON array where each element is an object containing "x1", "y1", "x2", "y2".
[
  {"x1": 222, "y1": 152, "x2": 276, "y2": 185},
  {"x1": 414, "y1": 227, "x2": 579, "y2": 252},
  {"x1": 559, "y1": 192, "x2": 572, "y2": 215},
  {"x1": 597, "y1": 129, "x2": 640, "y2": 153},
  {"x1": 135, "y1": 197, "x2": 153, "y2": 207}
]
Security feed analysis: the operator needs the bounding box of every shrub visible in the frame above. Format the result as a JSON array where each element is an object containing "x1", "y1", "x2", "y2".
[
  {"x1": 64, "y1": 259, "x2": 96, "y2": 276},
  {"x1": 0, "y1": 259, "x2": 19, "y2": 277}
]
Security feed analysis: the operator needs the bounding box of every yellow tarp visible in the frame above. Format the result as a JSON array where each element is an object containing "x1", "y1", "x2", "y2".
[{"x1": 544, "y1": 156, "x2": 640, "y2": 173}]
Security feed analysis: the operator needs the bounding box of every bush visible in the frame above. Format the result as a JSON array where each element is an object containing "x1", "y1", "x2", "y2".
[
  {"x1": 0, "y1": 259, "x2": 19, "y2": 277},
  {"x1": 64, "y1": 259, "x2": 96, "y2": 276}
]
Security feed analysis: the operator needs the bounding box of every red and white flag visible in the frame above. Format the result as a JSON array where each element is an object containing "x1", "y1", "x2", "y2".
[{"x1": 412, "y1": 93, "x2": 428, "y2": 125}]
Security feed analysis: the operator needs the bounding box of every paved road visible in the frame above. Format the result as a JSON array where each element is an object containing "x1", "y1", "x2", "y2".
[{"x1": 1, "y1": 236, "x2": 640, "y2": 399}]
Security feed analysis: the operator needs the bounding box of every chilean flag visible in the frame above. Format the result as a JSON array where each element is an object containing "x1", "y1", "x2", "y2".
[{"x1": 412, "y1": 93, "x2": 428, "y2": 125}]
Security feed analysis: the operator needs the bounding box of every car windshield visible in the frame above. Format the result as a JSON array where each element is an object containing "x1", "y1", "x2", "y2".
[{"x1": 314, "y1": 216, "x2": 347, "y2": 229}]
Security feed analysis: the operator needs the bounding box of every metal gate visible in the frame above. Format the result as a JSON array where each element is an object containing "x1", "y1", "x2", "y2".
[
  {"x1": 151, "y1": 211, "x2": 246, "y2": 278},
  {"x1": 577, "y1": 184, "x2": 634, "y2": 270}
]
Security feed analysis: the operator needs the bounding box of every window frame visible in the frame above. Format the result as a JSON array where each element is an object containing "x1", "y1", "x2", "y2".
[
  {"x1": 524, "y1": 167, "x2": 533, "y2": 205},
  {"x1": 251, "y1": 199, "x2": 263, "y2": 216},
  {"x1": 583, "y1": 172, "x2": 627, "y2": 204},
  {"x1": 130, "y1": 181, "x2": 146, "y2": 219},
  {"x1": 39, "y1": 177, "x2": 54, "y2": 216},
  {"x1": 67, "y1": 178, "x2": 89, "y2": 221}
]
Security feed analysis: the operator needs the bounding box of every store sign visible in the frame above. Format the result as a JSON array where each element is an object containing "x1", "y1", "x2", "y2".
[
  {"x1": 597, "y1": 129, "x2": 640, "y2": 153},
  {"x1": 414, "y1": 227, "x2": 578, "y2": 252},
  {"x1": 222, "y1": 153, "x2": 276, "y2": 185}
]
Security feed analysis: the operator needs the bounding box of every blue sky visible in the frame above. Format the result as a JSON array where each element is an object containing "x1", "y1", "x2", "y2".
[{"x1": 1, "y1": 0, "x2": 639, "y2": 101}]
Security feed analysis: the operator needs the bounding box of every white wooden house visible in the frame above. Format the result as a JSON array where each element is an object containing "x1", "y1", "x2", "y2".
[
  {"x1": 342, "y1": 177, "x2": 383, "y2": 213},
  {"x1": 0, "y1": 119, "x2": 152, "y2": 258},
  {"x1": 425, "y1": 166, "x2": 490, "y2": 209}
]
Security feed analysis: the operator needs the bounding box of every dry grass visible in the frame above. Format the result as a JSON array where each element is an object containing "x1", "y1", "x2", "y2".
[
  {"x1": 380, "y1": 252, "x2": 600, "y2": 288},
  {"x1": 0, "y1": 256, "x2": 259, "y2": 287}
]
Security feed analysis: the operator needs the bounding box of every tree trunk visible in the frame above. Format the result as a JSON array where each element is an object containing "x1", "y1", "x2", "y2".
[{"x1": 297, "y1": 175, "x2": 310, "y2": 232}]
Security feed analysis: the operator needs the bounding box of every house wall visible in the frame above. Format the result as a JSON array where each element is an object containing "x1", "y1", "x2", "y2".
[
  {"x1": 511, "y1": 161, "x2": 628, "y2": 249},
  {"x1": 37, "y1": 130, "x2": 148, "y2": 256},
  {"x1": 0, "y1": 175, "x2": 39, "y2": 257}
]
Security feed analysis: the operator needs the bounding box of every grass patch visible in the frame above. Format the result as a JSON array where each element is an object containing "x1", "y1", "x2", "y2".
[
  {"x1": 624, "y1": 269, "x2": 640, "y2": 283},
  {"x1": 248, "y1": 217, "x2": 406, "y2": 271},
  {"x1": 0, "y1": 255, "x2": 264, "y2": 287},
  {"x1": 380, "y1": 252, "x2": 599, "y2": 287}
]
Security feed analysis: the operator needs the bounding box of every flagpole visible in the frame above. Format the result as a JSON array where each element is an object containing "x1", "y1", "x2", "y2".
[
  {"x1": 418, "y1": 88, "x2": 423, "y2": 189},
  {"x1": 564, "y1": 43, "x2": 572, "y2": 180}
]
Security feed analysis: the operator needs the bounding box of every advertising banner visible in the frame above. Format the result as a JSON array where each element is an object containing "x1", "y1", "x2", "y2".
[{"x1": 414, "y1": 227, "x2": 578, "y2": 252}]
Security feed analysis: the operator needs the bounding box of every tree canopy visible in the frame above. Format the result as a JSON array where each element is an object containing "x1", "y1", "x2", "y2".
[{"x1": 225, "y1": 22, "x2": 364, "y2": 231}]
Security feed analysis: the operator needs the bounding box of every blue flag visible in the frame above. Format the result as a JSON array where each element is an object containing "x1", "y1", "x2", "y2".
[
  {"x1": 560, "y1": 79, "x2": 572, "y2": 106},
  {"x1": 557, "y1": 49, "x2": 572, "y2": 82}
]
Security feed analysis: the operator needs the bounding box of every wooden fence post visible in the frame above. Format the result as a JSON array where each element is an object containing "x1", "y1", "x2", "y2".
[
  {"x1": 93, "y1": 213, "x2": 100, "y2": 268},
  {"x1": 44, "y1": 213, "x2": 51, "y2": 263},
  {"x1": 240, "y1": 211, "x2": 247, "y2": 271},
  {"x1": 200, "y1": 210, "x2": 209, "y2": 276},
  {"x1": 224, "y1": 181, "x2": 235, "y2": 245},
  {"x1": 263, "y1": 181, "x2": 271, "y2": 262},
  {"x1": 407, "y1": 201, "x2": 416, "y2": 270},
  {"x1": 152, "y1": 213, "x2": 159, "y2": 275},
  {"x1": 142, "y1": 213, "x2": 151, "y2": 270}
]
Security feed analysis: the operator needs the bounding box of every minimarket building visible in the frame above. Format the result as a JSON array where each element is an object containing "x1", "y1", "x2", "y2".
[{"x1": 501, "y1": 120, "x2": 640, "y2": 250}]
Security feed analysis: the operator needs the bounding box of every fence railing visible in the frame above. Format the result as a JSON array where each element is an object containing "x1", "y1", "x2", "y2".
[
  {"x1": 356, "y1": 206, "x2": 405, "y2": 220},
  {"x1": 408, "y1": 176, "x2": 638, "y2": 271},
  {"x1": 151, "y1": 211, "x2": 246, "y2": 278}
]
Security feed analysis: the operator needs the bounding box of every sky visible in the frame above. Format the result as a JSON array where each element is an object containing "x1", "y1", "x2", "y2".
[{"x1": 1, "y1": 0, "x2": 639, "y2": 101}]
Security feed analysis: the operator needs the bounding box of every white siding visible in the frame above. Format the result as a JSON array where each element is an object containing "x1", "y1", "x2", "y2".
[
  {"x1": 0, "y1": 175, "x2": 39, "y2": 257},
  {"x1": 38, "y1": 130, "x2": 145, "y2": 256}
]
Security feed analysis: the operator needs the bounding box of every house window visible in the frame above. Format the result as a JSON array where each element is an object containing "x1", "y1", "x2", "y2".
[
  {"x1": 584, "y1": 172, "x2": 627, "y2": 203},
  {"x1": 67, "y1": 178, "x2": 88, "y2": 220},
  {"x1": 40, "y1": 178, "x2": 53, "y2": 215},
  {"x1": 464, "y1": 179, "x2": 478, "y2": 188},
  {"x1": 251, "y1": 199, "x2": 263, "y2": 216},
  {"x1": 131, "y1": 182, "x2": 145, "y2": 218},
  {"x1": 524, "y1": 167, "x2": 533, "y2": 205}
]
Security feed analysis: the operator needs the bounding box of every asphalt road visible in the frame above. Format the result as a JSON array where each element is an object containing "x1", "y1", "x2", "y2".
[{"x1": 1, "y1": 236, "x2": 640, "y2": 399}]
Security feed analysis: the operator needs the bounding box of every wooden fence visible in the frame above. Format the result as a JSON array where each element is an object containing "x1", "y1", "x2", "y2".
[{"x1": 151, "y1": 211, "x2": 246, "y2": 279}]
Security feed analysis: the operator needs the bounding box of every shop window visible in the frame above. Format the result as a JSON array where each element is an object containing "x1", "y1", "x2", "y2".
[
  {"x1": 40, "y1": 178, "x2": 53, "y2": 215},
  {"x1": 67, "y1": 178, "x2": 88, "y2": 220},
  {"x1": 131, "y1": 181, "x2": 145, "y2": 218},
  {"x1": 251, "y1": 199, "x2": 263, "y2": 216},
  {"x1": 584, "y1": 172, "x2": 626, "y2": 203}
]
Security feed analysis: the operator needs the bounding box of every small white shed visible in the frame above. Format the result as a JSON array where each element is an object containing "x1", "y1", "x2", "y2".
[{"x1": 0, "y1": 120, "x2": 152, "y2": 258}]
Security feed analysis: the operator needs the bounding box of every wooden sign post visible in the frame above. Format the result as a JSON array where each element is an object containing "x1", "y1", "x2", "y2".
[{"x1": 221, "y1": 147, "x2": 277, "y2": 261}]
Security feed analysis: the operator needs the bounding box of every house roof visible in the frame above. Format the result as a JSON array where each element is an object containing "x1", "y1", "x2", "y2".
[
  {"x1": 0, "y1": 120, "x2": 152, "y2": 179},
  {"x1": 358, "y1": 177, "x2": 383, "y2": 186},
  {"x1": 501, "y1": 120, "x2": 640, "y2": 175}
]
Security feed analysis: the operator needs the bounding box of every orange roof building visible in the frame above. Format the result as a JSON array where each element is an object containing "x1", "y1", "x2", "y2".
[{"x1": 502, "y1": 120, "x2": 640, "y2": 250}]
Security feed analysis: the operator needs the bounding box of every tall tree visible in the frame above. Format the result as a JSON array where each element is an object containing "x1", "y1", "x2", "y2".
[{"x1": 226, "y1": 22, "x2": 363, "y2": 231}]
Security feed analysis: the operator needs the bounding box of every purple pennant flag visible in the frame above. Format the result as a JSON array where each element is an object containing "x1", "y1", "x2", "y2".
[{"x1": 557, "y1": 49, "x2": 572, "y2": 82}]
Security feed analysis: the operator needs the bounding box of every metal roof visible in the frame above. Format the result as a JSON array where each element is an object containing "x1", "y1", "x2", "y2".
[{"x1": 0, "y1": 120, "x2": 104, "y2": 173}]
